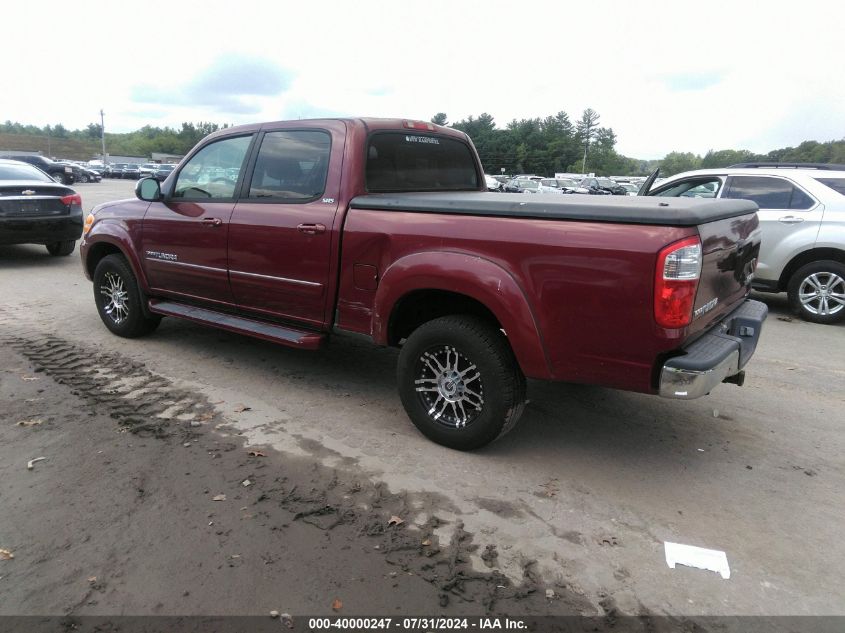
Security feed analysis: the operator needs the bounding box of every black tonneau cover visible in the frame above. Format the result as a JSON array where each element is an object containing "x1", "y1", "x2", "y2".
[{"x1": 350, "y1": 192, "x2": 757, "y2": 227}]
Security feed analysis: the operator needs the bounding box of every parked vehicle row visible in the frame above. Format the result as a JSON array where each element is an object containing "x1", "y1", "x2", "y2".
[
  {"x1": 489, "y1": 173, "x2": 638, "y2": 196},
  {"x1": 103, "y1": 162, "x2": 177, "y2": 180}
]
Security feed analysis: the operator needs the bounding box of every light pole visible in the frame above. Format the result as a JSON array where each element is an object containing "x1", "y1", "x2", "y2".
[{"x1": 100, "y1": 109, "x2": 107, "y2": 164}]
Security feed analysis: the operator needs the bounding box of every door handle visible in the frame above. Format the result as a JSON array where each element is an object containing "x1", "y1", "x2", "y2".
[
  {"x1": 297, "y1": 223, "x2": 326, "y2": 235},
  {"x1": 201, "y1": 217, "x2": 223, "y2": 227},
  {"x1": 778, "y1": 216, "x2": 804, "y2": 224}
]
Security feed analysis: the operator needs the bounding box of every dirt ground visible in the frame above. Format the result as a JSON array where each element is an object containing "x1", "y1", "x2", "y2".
[{"x1": 1, "y1": 180, "x2": 843, "y2": 625}]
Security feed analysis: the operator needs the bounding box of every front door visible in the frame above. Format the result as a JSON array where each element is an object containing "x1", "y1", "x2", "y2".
[
  {"x1": 142, "y1": 134, "x2": 254, "y2": 306},
  {"x1": 227, "y1": 125, "x2": 344, "y2": 327}
]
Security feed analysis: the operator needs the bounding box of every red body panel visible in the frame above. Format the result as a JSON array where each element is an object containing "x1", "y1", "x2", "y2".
[{"x1": 337, "y1": 210, "x2": 696, "y2": 391}]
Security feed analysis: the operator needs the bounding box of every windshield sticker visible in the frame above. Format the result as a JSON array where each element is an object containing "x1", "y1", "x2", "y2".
[{"x1": 405, "y1": 135, "x2": 440, "y2": 145}]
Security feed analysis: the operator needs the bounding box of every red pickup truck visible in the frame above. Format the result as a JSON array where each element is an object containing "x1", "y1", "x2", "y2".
[{"x1": 80, "y1": 118, "x2": 767, "y2": 450}]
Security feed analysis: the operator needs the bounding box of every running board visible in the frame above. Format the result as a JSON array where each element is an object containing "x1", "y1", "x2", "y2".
[{"x1": 148, "y1": 300, "x2": 325, "y2": 350}]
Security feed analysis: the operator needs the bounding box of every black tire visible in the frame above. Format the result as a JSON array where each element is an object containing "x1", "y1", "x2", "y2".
[
  {"x1": 397, "y1": 315, "x2": 527, "y2": 450},
  {"x1": 52, "y1": 173, "x2": 67, "y2": 185},
  {"x1": 787, "y1": 260, "x2": 845, "y2": 324},
  {"x1": 93, "y1": 254, "x2": 161, "y2": 337},
  {"x1": 46, "y1": 240, "x2": 76, "y2": 256},
  {"x1": 79, "y1": 173, "x2": 89, "y2": 183}
]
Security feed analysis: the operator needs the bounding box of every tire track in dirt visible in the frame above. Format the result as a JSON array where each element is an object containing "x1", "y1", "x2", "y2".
[{"x1": 0, "y1": 328, "x2": 602, "y2": 616}]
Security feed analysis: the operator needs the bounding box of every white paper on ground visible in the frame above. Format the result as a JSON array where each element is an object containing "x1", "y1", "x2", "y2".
[{"x1": 664, "y1": 541, "x2": 731, "y2": 579}]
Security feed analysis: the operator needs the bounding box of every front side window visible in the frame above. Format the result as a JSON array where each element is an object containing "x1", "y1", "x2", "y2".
[
  {"x1": 248, "y1": 130, "x2": 331, "y2": 200},
  {"x1": 366, "y1": 133, "x2": 479, "y2": 192},
  {"x1": 724, "y1": 176, "x2": 814, "y2": 210},
  {"x1": 652, "y1": 177, "x2": 723, "y2": 198},
  {"x1": 173, "y1": 135, "x2": 252, "y2": 199}
]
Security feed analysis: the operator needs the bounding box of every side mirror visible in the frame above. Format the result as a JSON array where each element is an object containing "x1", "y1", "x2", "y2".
[{"x1": 136, "y1": 177, "x2": 162, "y2": 202}]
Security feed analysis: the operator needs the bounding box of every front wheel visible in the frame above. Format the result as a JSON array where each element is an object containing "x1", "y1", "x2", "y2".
[
  {"x1": 93, "y1": 254, "x2": 161, "y2": 337},
  {"x1": 787, "y1": 260, "x2": 845, "y2": 324},
  {"x1": 397, "y1": 316, "x2": 527, "y2": 450}
]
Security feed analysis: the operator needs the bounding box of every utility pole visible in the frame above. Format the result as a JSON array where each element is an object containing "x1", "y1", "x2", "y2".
[{"x1": 100, "y1": 109, "x2": 107, "y2": 164}]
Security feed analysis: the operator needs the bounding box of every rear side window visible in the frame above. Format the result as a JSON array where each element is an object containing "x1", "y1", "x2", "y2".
[
  {"x1": 248, "y1": 130, "x2": 331, "y2": 200},
  {"x1": 724, "y1": 176, "x2": 814, "y2": 210},
  {"x1": 366, "y1": 133, "x2": 479, "y2": 192},
  {"x1": 815, "y1": 178, "x2": 845, "y2": 196},
  {"x1": 0, "y1": 162, "x2": 52, "y2": 181}
]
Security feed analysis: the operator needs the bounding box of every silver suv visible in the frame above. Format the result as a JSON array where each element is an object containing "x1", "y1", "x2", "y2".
[{"x1": 644, "y1": 163, "x2": 845, "y2": 324}]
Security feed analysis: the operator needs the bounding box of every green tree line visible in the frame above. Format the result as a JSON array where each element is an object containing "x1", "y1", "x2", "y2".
[
  {"x1": 0, "y1": 120, "x2": 229, "y2": 158},
  {"x1": 3, "y1": 116, "x2": 844, "y2": 176},
  {"x1": 435, "y1": 109, "x2": 640, "y2": 176}
]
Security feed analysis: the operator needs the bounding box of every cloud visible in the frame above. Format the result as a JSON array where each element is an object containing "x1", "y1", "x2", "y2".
[
  {"x1": 660, "y1": 70, "x2": 725, "y2": 92},
  {"x1": 130, "y1": 54, "x2": 293, "y2": 115}
]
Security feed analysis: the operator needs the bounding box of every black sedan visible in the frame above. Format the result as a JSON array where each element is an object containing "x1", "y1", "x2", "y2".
[
  {"x1": 577, "y1": 177, "x2": 628, "y2": 195},
  {"x1": 0, "y1": 159, "x2": 84, "y2": 256},
  {"x1": 151, "y1": 164, "x2": 175, "y2": 181}
]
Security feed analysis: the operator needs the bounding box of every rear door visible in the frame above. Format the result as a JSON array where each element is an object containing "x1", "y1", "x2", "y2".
[
  {"x1": 721, "y1": 175, "x2": 822, "y2": 282},
  {"x1": 141, "y1": 134, "x2": 254, "y2": 305},
  {"x1": 226, "y1": 122, "x2": 344, "y2": 327}
]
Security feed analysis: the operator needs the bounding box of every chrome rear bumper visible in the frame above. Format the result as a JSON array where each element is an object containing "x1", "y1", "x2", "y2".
[{"x1": 659, "y1": 299, "x2": 768, "y2": 399}]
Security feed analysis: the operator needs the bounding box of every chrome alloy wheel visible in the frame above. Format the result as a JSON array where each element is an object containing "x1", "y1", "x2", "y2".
[
  {"x1": 414, "y1": 345, "x2": 484, "y2": 428},
  {"x1": 100, "y1": 271, "x2": 130, "y2": 324},
  {"x1": 799, "y1": 272, "x2": 845, "y2": 316}
]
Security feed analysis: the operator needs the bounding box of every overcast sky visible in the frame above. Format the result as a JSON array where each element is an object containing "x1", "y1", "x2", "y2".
[{"x1": 4, "y1": 0, "x2": 843, "y2": 159}]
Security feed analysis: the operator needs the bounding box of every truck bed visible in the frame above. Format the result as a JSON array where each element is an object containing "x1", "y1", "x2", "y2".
[{"x1": 350, "y1": 192, "x2": 758, "y2": 227}]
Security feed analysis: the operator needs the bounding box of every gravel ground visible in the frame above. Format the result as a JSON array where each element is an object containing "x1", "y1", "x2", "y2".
[{"x1": 0, "y1": 179, "x2": 843, "y2": 622}]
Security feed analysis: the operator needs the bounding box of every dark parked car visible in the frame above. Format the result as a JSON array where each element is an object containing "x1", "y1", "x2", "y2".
[
  {"x1": 151, "y1": 164, "x2": 176, "y2": 181},
  {"x1": 503, "y1": 177, "x2": 541, "y2": 193},
  {"x1": 7, "y1": 154, "x2": 76, "y2": 185},
  {"x1": 58, "y1": 162, "x2": 99, "y2": 183},
  {"x1": 122, "y1": 164, "x2": 142, "y2": 179},
  {"x1": 105, "y1": 163, "x2": 128, "y2": 178},
  {"x1": 577, "y1": 177, "x2": 628, "y2": 196},
  {"x1": 0, "y1": 159, "x2": 83, "y2": 255}
]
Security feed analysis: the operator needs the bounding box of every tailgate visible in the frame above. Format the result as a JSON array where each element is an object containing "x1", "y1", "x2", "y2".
[{"x1": 688, "y1": 211, "x2": 761, "y2": 339}]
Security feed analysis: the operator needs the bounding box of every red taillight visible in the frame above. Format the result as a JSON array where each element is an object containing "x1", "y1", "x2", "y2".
[
  {"x1": 61, "y1": 193, "x2": 82, "y2": 207},
  {"x1": 403, "y1": 120, "x2": 436, "y2": 131},
  {"x1": 654, "y1": 236, "x2": 702, "y2": 329}
]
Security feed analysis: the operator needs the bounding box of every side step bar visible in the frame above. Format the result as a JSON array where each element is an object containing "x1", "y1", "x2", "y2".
[{"x1": 148, "y1": 300, "x2": 325, "y2": 350}]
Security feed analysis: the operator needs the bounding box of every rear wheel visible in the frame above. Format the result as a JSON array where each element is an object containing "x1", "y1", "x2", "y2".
[
  {"x1": 93, "y1": 254, "x2": 161, "y2": 337},
  {"x1": 397, "y1": 315, "x2": 526, "y2": 450},
  {"x1": 787, "y1": 260, "x2": 845, "y2": 324},
  {"x1": 46, "y1": 240, "x2": 75, "y2": 256}
]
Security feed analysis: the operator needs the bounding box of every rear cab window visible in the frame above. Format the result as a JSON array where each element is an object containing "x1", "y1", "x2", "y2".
[{"x1": 365, "y1": 132, "x2": 479, "y2": 192}]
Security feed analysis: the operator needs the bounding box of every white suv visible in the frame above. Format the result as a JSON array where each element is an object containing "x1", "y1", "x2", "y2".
[{"x1": 644, "y1": 163, "x2": 845, "y2": 324}]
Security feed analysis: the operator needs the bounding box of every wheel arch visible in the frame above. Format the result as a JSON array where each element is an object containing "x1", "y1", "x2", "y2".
[
  {"x1": 373, "y1": 252, "x2": 552, "y2": 379},
  {"x1": 778, "y1": 247, "x2": 845, "y2": 291}
]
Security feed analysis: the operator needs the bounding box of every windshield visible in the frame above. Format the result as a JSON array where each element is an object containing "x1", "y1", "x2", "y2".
[
  {"x1": 366, "y1": 132, "x2": 479, "y2": 192},
  {"x1": 597, "y1": 178, "x2": 616, "y2": 187},
  {"x1": 0, "y1": 162, "x2": 54, "y2": 181},
  {"x1": 519, "y1": 180, "x2": 539, "y2": 189}
]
